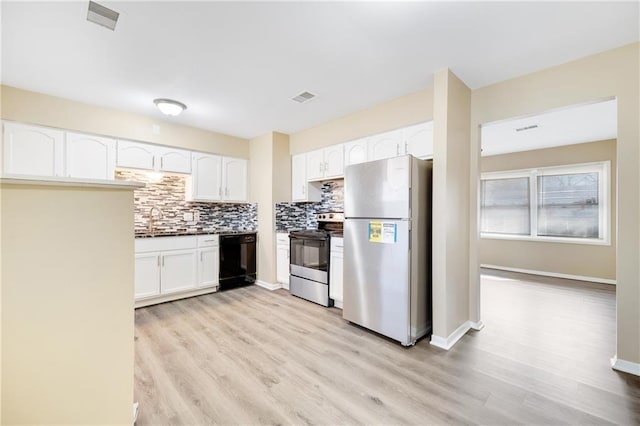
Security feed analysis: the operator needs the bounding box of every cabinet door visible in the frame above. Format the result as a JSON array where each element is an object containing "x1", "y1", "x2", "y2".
[
  {"x1": 276, "y1": 244, "x2": 290, "y2": 287},
  {"x1": 158, "y1": 147, "x2": 191, "y2": 174},
  {"x1": 291, "y1": 154, "x2": 307, "y2": 201},
  {"x1": 329, "y1": 250, "x2": 344, "y2": 307},
  {"x1": 323, "y1": 145, "x2": 344, "y2": 179},
  {"x1": 135, "y1": 253, "x2": 161, "y2": 299},
  {"x1": 65, "y1": 132, "x2": 116, "y2": 180},
  {"x1": 344, "y1": 138, "x2": 368, "y2": 166},
  {"x1": 198, "y1": 247, "x2": 219, "y2": 288},
  {"x1": 160, "y1": 250, "x2": 197, "y2": 294},
  {"x1": 222, "y1": 157, "x2": 247, "y2": 201},
  {"x1": 368, "y1": 129, "x2": 403, "y2": 161},
  {"x1": 2, "y1": 122, "x2": 64, "y2": 177},
  {"x1": 305, "y1": 149, "x2": 324, "y2": 181},
  {"x1": 191, "y1": 152, "x2": 222, "y2": 201},
  {"x1": 117, "y1": 140, "x2": 156, "y2": 170},
  {"x1": 404, "y1": 122, "x2": 433, "y2": 159}
]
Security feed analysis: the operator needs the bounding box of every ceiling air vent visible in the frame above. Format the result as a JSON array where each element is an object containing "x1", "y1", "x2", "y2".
[
  {"x1": 292, "y1": 91, "x2": 316, "y2": 103},
  {"x1": 87, "y1": 1, "x2": 119, "y2": 31},
  {"x1": 515, "y1": 124, "x2": 539, "y2": 132}
]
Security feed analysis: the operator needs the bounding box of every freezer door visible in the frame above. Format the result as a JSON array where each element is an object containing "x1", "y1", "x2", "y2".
[
  {"x1": 344, "y1": 155, "x2": 411, "y2": 219},
  {"x1": 343, "y1": 218, "x2": 411, "y2": 344}
]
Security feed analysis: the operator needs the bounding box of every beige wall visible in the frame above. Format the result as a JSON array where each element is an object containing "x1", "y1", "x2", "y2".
[
  {"x1": 0, "y1": 85, "x2": 249, "y2": 158},
  {"x1": 249, "y1": 132, "x2": 291, "y2": 285},
  {"x1": 432, "y1": 69, "x2": 472, "y2": 339},
  {"x1": 470, "y1": 43, "x2": 639, "y2": 364},
  {"x1": 1, "y1": 182, "x2": 135, "y2": 424},
  {"x1": 480, "y1": 140, "x2": 617, "y2": 281},
  {"x1": 289, "y1": 88, "x2": 433, "y2": 154}
]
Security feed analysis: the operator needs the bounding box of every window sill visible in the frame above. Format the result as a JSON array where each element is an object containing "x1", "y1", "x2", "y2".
[{"x1": 480, "y1": 233, "x2": 611, "y2": 246}]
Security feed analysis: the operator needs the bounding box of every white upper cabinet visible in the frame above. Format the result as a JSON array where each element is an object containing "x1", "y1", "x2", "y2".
[
  {"x1": 404, "y1": 121, "x2": 433, "y2": 159},
  {"x1": 117, "y1": 140, "x2": 191, "y2": 173},
  {"x1": 292, "y1": 154, "x2": 307, "y2": 201},
  {"x1": 65, "y1": 132, "x2": 116, "y2": 180},
  {"x1": 368, "y1": 129, "x2": 404, "y2": 161},
  {"x1": 156, "y1": 147, "x2": 191, "y2": 174},
  {"x1": 306, "y1": 145, "x2": 344, "y2": 181},
  {"x1": 323, "y1": 144, "x2": 344, "y2": 179},
  {"x1": 222, "y1": 157, "x2": 247, "y2": 202},
  {"x1": 116, "y1": 140, "x2": 155, "y2": 170},
  {"x1": 344, "y1": 138, "x2": 368, "y2": 166},
  {"x1": 291, "y1": 153, "x2": 321, "y2": 202},
  {"x1": 187, "y1": 153, "x2": 247, "y2": 203},
  {"x1": 305, "y1": 149, "x2": 324, "y2": 181},
  {"x1": 188, "y1": 152, "x2": 222, "y2": 202},
  {"x1": 2, "y1": 122, "x2": 64, "y2": 177}
]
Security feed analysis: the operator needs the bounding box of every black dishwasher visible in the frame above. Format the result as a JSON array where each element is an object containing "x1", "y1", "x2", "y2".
[{"x1": 219, "y1": 232, "x2": 257, "y2": 290}]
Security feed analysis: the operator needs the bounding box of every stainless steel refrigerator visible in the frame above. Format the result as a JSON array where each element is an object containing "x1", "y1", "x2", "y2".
[{"x1": 343, "y1": 155, "x2": 432, "y2": 346}]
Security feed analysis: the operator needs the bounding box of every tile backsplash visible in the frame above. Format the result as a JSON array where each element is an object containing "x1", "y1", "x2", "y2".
[
  {"x1": 275, "y1": 180, "x2": 344, "y2": 231},
  {"x1": 116, "y1": 170, "x2": 257, "y2": 233}
]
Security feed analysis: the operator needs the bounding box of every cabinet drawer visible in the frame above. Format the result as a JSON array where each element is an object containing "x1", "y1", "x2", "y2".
[
  {"x1": 197, "y1": 235, "x2": 219, "y2": 248},
  {"x1": 135, "y1": 235, "x2": 197, "y2": 253},
  {"x1": 276, "y1": 233, "x2": 290, "y2": 245}
]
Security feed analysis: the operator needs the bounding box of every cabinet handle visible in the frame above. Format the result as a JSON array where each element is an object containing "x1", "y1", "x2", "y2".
[
  {"x1": 201, "y1": 252, "x2": 203, "y2": 262},
  {"x1": 405, "y1": 141, "x2": 408, "y2": 154},
  {"x1": 152, "y1": 157, "x2": 156, "y2": 169},
  {"x1": 161, "y1": 157, "x2": 164, "y2": 169},
  {"x1": 162, "y1": 256, "x2": 165, "y2": 267},
  {"x1": 218, "y1": 187, "x2": 222, "y2": 197},
  {"x1": 157, "y1": 256, "x2": 160, "y2": 267},
  {"x1": 302, "y1": 185, "x2": 305, "y2": 195},
  {"x1": 396, "y1": 144, "x2": 400, "y2": 156}
]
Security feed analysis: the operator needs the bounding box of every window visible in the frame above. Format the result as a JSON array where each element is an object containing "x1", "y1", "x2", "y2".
[
  {"x1": 480, "y1": 162, "x2": 610, "y2": 244},
  {"x1": 481, "y1": 177, "x2": 530, "y2": 235}
]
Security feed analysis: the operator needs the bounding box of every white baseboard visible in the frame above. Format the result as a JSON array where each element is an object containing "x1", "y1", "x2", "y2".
[
  {"x1": 470, "y1": 320, "x2": 484, "y2": 331},
  {"x1": 430, "y1": 321, "x2": 472, "y2": 350},
  {"x1": 481, "y1": 264, "x2": 616, "y2": 285},
  {"x1": 611, "y1": 355, "x2": 640, "y2": 376},
  {"x1": 255, "y1": 280, "x2": 282, "y2": 291}
]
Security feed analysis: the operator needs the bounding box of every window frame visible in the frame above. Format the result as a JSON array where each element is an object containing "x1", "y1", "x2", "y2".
[{"x1": 480, "y1": 161, "x2": 611, "y2": 246}]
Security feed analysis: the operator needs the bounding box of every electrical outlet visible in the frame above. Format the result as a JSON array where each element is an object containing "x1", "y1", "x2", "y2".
[{"x1": 183, "y1": 212, "x2": 194, "y2": 222}]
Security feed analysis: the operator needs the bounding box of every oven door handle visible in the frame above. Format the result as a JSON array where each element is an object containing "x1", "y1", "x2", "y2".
[{"x1": 290, "y1": 235, "x2": 328, "y2": 241}]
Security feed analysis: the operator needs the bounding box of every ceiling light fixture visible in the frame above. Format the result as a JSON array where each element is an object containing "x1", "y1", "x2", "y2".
[{"x1": 154, "y1": 98, "x2": 187, "y2": 116}]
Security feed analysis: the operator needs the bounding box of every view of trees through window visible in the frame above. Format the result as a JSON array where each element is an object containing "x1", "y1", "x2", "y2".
[
  {"x1": 480, "y1": 177, "x2": 530, "y2": 235},
  {"x1": 537, "y1": 172, "x2": 599, "y2": 238}
]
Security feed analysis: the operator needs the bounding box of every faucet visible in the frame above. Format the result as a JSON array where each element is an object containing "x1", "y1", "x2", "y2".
[{"x1": 148, "y1": 206, "x2": 164, "y2": 234}]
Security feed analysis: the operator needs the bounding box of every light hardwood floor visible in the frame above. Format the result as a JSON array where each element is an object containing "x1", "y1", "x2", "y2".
[{"x1": 135, "y1": 271, "x2": 640, "y2": 425}]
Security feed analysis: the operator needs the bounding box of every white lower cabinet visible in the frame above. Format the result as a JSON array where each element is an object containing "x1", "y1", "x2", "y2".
[
  {"x1": 134, "y1": 235, "x2": 219, "y2": 306},
  {"x1": 197, "y1": 235, "x2": 219, "y2": 288},
  {"x1": 330, "y1": 237, "x2": 344, "y2": 308},
  {"x1": 160, "y1": 250, "x2": 197, "y2": 294},
  {"x1": 134, "y1": 253, "x2": 161, "y2": 299},
  {"x1": 276, "y1": 233, "x2": 290, "y2": 288}
]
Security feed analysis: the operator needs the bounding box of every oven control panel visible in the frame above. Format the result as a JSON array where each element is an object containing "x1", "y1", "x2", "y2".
[{"x1": 317, "y1": 212, "x2": 344, "y2": 222}]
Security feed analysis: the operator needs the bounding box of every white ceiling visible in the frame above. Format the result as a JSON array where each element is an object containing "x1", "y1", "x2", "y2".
[
  {"x1": 1, "y1": 1, "x2": 638, "y2": 140},
  {"x1": 481, "y1": 99, "x2": 618, "y2": 157}
]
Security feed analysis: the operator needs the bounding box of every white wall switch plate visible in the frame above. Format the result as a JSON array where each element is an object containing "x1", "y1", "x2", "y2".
[{"x1": 183, "y1": 212, "x2": 194, "y2": 221}]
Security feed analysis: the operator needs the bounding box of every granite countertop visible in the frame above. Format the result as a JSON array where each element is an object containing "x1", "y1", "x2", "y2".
[{"x1": 135, "y1": 229, "x2": 257, "y2": 238}]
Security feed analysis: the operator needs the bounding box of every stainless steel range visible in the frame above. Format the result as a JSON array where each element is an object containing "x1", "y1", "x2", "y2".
[{"x1": 289, "y1": 213, "x2": 343, "y2": 307}]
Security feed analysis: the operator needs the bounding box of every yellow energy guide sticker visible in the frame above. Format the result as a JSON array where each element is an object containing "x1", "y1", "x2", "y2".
[{"x1": 369, "y1": 221, "x2": 397, "y2": 243}]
